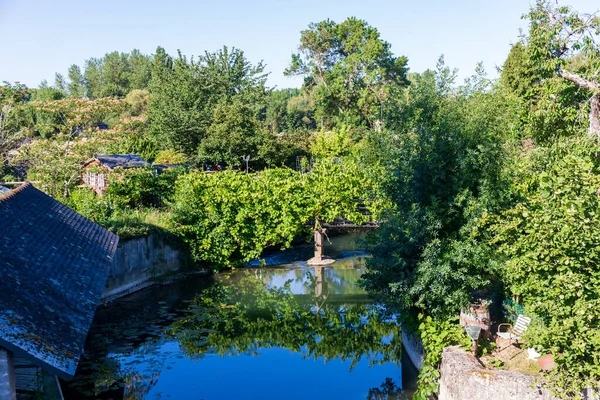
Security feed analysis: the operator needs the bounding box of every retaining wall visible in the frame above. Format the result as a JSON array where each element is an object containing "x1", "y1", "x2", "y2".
[
  {"x1": 102, "y1": 234, "x2": 188, "y2": 301},
  {"x1": 438, "y1": 346, "x2": 557, "y2": 400},
  {"x1": 402, "y1": 329, "x2": 425, "y2": 370},
  {"x1": 0, "y1": 348, "x2": 16, "y2": 400}
]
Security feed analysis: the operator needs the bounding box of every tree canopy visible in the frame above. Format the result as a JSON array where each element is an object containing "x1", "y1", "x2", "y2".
[{"x1": 285, "y1": 17, "x2": 409, "y2": 128}]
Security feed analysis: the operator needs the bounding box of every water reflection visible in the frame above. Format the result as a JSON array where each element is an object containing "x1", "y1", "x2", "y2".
[{"x1": 62, "y1": 252, "x2": 414, "y2": 399}]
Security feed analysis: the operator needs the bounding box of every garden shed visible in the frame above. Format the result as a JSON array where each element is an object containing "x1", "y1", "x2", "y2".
[
  {"x1": 0, "y1": 182, "x2": 119, "y2": 398},
  {"x1": 82, "y1": 154, "x2": 150, "y2": 194}
]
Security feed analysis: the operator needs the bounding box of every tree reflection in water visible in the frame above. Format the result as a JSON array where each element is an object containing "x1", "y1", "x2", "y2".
[
  {"x1": 170, "y1": 270, "x2": 408, "y2": 398},
  {"x1": 64, "y1": 268, "x2": 410, "y2": 399}
]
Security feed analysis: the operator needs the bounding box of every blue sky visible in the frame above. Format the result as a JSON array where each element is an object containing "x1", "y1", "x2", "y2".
[{"x1": 0, "y1": 0, "x2": 598, "y2": 89}]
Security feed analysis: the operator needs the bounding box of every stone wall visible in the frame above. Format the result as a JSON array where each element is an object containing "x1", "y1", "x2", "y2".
[
  {"x1": 0, "y1": 348, "x2": 16, "y2": 400},
  {"x1": 439, "y1": 346, "x2": 557, "y2": 400},
  {"x1": 102, "y1": 234, "x2": 190, "y2": 302},
  {"x1": 402, "y1": 330, "x2": 425, "y2": 370}
]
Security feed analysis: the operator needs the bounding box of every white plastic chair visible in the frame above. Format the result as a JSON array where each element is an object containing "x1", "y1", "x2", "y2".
[{"x1": 497, "y1": 315, "x2": 531, "y2": 349}]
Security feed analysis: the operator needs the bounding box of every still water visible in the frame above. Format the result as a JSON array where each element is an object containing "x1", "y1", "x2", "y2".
[{"x1": 62, "y1": 233, "x2": 417, "y2": 399}]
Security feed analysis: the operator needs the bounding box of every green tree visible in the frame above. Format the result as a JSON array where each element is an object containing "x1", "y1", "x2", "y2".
[
  {"x1": 197, "y1": 98, "x2": 263, "y2": 165},
  {"x1": 128, "y1": 49, "x2": 152, "y2": 90},
  {"x1": 285, "y1": 17, "x2": 409, "y2": 128},
  {"x1": 490, "y1": 137, "x2": 600, "y2": 396},
  {"x1": 361, "y1": 63, "x2": 510, "y2": 317},
  {"x1": 98, "y1": 51, "x2": 131, "y2": 97},
  {"x1": 148, "y1": 46, "x2": 268, "y2": 159},
  {"x1": 499, "y1": 43, "x2": 538, "y2": 99},
  {"x1": 201, "y1": 46, "x2": 268, "y2": 104},
  {"x1": 84, "y1": 57, "x2": 102, "y2": 99},
  {"x1": 67, "y1": 64, "x2": 86, "y2": 98},
  {"x1": 526, "y1": 0, "x2": 600, "y2": 137},
  {"x1": 148, "y1": 48, "x2": 210, "y2": 155},
  {"x1": 54, "y1": 73, "x2": 67, "y2": 95}
]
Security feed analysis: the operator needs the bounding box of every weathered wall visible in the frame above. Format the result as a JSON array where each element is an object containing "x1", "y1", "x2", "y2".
[
  {"x1": 439, "y1": 346, "x2": 557, "y2": 400},
  {"x1": 0, "y1": 348, "x2": 16, "y2": 400},
  {"x1": 102, "y1": 234, "x2": 188, "y2": 301},
  {"x1": 402, "y1": 330, "x2": 425, "y2": 370}
]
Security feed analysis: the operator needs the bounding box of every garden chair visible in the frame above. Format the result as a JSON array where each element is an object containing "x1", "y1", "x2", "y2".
[{"x1": 497, "y1": 315, "x2": 531, "y2": 351}]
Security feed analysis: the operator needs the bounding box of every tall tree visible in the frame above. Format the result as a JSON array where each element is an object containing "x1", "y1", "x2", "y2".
[
  {"x1": 128, "y1": 49, "x2": 152, "y2": 90},
  {"x1": 54, "y1": 73, "x2": 67, "y2": 94},
  {"x1": 98, "y1": 51, "x2": 131, "y2": 97},
  {"x1": 527, "y1": 0, "x2": 600, "y2": 137},
  {"x1": 148, "y1": 48, "x2": 209, "y2": 155},
  {"x1": 148, "y1": 46, "x2": 268, "y2": 158},
  {"x1": 285, "y1": 17, "x2": 409, "y2": 128},
  {"x1": 67, "y1": 64, "x2": 85, "y2": 98},
  {"x1": 84, "y1": 58, "x2": 102, "y2": 99}
]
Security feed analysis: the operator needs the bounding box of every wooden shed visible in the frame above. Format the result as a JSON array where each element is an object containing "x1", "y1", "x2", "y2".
[{"x1": 82, "y1": 154, "x2": 150, "y2": 194}]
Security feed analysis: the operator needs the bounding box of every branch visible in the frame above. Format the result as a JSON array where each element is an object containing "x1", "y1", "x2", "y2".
[{"x1": 557, "y1": 69, "x2": 600, "y2": 91}]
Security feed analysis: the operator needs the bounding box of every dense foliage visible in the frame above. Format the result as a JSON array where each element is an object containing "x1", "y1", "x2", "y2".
[
  {"x1": 361, "y1": 61, "x2": 509, "y2": 318},
  {"x1": 489, "y1": 137, "x2": 600, "y2": 395},
  {"x1": 171, "y1": 158, "x2": 381, "y2": 269},
  {"x1": 4, "y1": 2, "x2": 600, "y2": 396},
  {"x1": 285, "y1": 17, "x2": 409, "y2": 128}
]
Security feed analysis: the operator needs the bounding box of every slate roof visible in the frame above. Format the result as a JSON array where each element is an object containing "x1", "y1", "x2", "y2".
[
  {"x1": 0, "y1": 183, "x2": 119, "y2": 379},
  {"x1": 83, "y1": 154, "x2": 150, "y2": 169}
]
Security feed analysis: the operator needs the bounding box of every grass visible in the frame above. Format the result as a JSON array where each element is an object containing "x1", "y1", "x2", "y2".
[{"x1": 103, "y1": 208, "x2": 177, "y2": 240}]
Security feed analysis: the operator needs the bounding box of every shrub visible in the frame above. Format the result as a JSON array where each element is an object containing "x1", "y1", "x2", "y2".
[{"x1": 69, "y1": 188, "x2": 114, "y2": 223}]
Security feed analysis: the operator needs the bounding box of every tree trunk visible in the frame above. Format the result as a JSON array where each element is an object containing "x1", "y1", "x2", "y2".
[
  {"x1": 557, "y1": 69, "x2": 600, "y2": 138},
  {"x1": 590, "y1": 94, "x2": 600, "y2": 139},
  {"x1": 314, "y1": 228, "x2": 325, "y2": 261}
]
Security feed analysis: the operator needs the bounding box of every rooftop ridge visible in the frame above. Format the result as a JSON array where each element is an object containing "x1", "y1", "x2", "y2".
[{"x1": 0, "y1": 182, "x2": 32, "y2": 204}]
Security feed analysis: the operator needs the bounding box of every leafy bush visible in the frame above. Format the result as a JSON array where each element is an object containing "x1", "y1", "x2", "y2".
[
  {"x1": 154, "y1": 149, "x2": 187, "y2": 164},
  {"x1": 69, "y1": 188, "x2": 114, "y2": 223},
  {"x1": 490, "y1": 137, "x2": 600, "y2": 395},
  {"x1": 105, "y1": 167, "x2": 185, "y2": 208},
  {"x1": 125, "y1": 89, "x2": 151, "y2": 116},
  {"x1": 171, "y1": 159, "x2": 381, "y2": 269},
  {"x1": 409, "y1": 316, "x2": 470, "y2": 400},
  {"x1": 309, "y1": 125, "x2": 355, "y2": 158}
]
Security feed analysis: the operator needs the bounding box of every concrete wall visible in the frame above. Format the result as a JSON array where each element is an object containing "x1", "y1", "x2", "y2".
[
  {"x1": 438, "y1": 346, "x2": 557, "y2": 400},
  {"x1": 402, "y1": 329, "x2": 425, "y2": 370},
  {"x1": 0, "y1": 348, "x2": 16, "y2": 400},
  {"x1": 102, "y1": 234, "x2": 188, "y2": 302}
]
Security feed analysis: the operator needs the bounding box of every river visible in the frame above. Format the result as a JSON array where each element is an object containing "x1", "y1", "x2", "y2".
[{"x1": 61, "y1": 233, "x2": 418, "y2": 399}]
